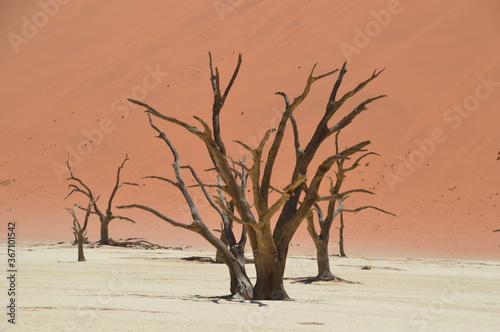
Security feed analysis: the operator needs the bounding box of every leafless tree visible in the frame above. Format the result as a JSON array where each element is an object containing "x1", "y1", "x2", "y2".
[
  {"x1": 306, "y1": 132, "x2": 395, "y2": 281},
  {"x1": 120, "y1": 54, "x2": 386, "y2": 300},
  {"x1": 65, "y1": 155, "x2": 140, "y2": 245},
  {"x1": 67, "y1": 201, "x2": 92, "y2": 262}
]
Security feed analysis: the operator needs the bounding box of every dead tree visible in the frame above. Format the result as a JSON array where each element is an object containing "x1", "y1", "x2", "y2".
[
  {"x1": 65, "y1": 154, "x2": 139, "y2": 245},
  {"x1": 122, "y1": 54, "x2": 386, "y2": 300},
  {"x1": 67, "y1": 201, "x2": 93, "y2": 262},
  {"x1": 306, "y1": 132, "x2": 395, "y2": 281}
]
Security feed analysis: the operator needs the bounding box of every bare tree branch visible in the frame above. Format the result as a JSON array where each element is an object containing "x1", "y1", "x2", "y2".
[
  {"x1": 234, "y1": 128, "x2": 276, "y2": 218},
  {"x1": 290, "y1": 114, "x2": 302, "y2": 158},
  {"x1": 213, "y1": 196, "x2": 252, "y2": 225},
  {"x1": 261, "y1": 175, "x2": 307, "y2": 225},
  {"x1": 65, "y1": 154, "x2": 104, "y2": 218},
  {"x1": 344, "y1": 152, "x2": 380, "y2": 172},
  {"x1": 306, "y1": 211, "x2": 319, "y2": 240},
  {"x1": 319, "y1": 189, "x2": 375, "y2": 201},
  {"x1": 113, "y1": 215, "x2": 138, "y2": 223},
  {"x1": 328, "y1": 95, "x2": 387, "y2": 134},
  {"x1": 327, "y1": 61, "x2": 347, "y2": 107},
  {"x1": 107, "y1": 154, "x2": 138, "y2": 215},
  {"x1": 182, "y1": 165, "x2": 228, "y2": 223},
  {"x1": 128, "y1": 99, "x2": 204, "y2": 137},
  {"x1": 118, "y1": 204, "x2": 192, "y2": 230},
  {"x1": 341, "y1": 205, "x2": 396, "y2": 217},
  {"x1": 327, "y1": 67, "x2": 385, "y2": 118},
  {"x1": 144, "y1": 175, "x2": 180, "y2": 188},
  {"x1": 209, "y1": 52, "x2": 242, "y2": 156},
  {"x1": 275, "y1": 91, "x2": 290, "y2": 109}
]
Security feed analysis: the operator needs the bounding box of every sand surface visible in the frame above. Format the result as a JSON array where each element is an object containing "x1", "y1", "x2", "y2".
[{"x1": 0, "y1": 243, "x2": 499, "y2": 331}]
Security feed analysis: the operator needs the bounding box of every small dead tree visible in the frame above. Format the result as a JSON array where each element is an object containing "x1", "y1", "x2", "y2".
[
  {"x1": 67, "y1": 201, "x2": 93, "y2": 262},
  {"x1": 121, "y1": 54, "x2": 386, "y2": 300},
  {"x1": 306, "y1": 132, "x2": 394, "y2": 281},
  {"x1": 65, "y1": 154, "x2": 139, "y2": 245}
]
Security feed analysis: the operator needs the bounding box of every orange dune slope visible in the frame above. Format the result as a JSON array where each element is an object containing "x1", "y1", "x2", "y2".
[{"x1": 0, "y1": 0, "x2": 498, "y2": 259}]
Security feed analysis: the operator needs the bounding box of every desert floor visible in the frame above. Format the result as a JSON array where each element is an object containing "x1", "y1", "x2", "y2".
[{"x1": 0, "y1": 243, "x2": 499, "y2": 332}]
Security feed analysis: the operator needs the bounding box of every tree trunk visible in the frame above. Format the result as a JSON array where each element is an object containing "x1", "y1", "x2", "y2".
[
  {"x1": 227, "y1": 260, "x2": 253, "y2": 299},
  {"x1": 338, "y1": 211, "x2": 346, "y2": 257},
  {"x1": 194, "y1": 225, "x2": 253, "y2": 299},
  {"x1": 214, "y1": 236, "x2": 252, "y2": 298},
  {"x1": 77, "y1": 234, "x2": 86, "y2": 262},
  {"x1": 250, "y1": 226, "x2": 290, "y2": 300},
  {"x1": 100, "y1": 219, "x2": 110, "y2": 245},
  {"x1": 253, "y1": 258, "x2": 288, "y2": 300},
  {"x1": 314, "y1": 236, "x2": 335, "y2": 279},
  {"x1": 215, "y1": 233, "x2": 229, "y2": 263},
  {"x1": 312, "y1": 235, "x2": 354, "y2": 283}
]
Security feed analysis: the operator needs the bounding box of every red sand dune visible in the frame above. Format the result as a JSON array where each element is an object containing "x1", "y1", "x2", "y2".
[{"x1": 0, "y1": 0, "x2": 498, "y2": 260}]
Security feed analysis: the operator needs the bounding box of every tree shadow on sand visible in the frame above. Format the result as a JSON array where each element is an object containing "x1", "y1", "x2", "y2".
[
  {"x1": 192, "y1": 295, "x2": 270, "y2": 306},
  {"x1": 286, "y1": 275, "x2": 361, "y2": 285}
]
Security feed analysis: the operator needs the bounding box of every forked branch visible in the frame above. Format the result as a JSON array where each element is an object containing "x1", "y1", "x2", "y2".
[{"x1": 261, "y1": 64, "x2": 340, "y2": 205}]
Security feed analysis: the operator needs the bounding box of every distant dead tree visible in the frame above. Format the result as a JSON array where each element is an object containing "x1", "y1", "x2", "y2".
[
  {"x1": 67, "y1": 201, "x2": 93, "y2": 262},
  {"x1": 120, "y1": 53, "x2": 386, "y2": 300},
  {"x1": 65, "y1": 154, "x2": 142, "y2": 246},
  {"x1": 306, "y1": 132, "x2": 395, "y2": 281}
]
